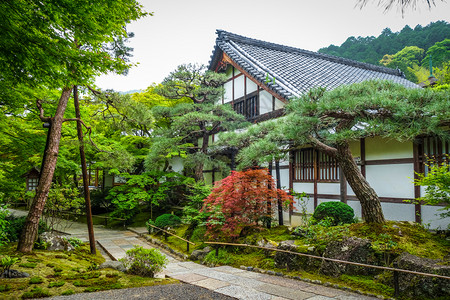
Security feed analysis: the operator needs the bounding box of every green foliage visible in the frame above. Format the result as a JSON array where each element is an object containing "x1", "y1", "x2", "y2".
[
  {"x1": 61, "y1": 289, "x2": 74, "y2": 295},
  {"x1": 29, "y1": 276, "x2": 44, "y2": 284},
  {"x1": 152, "y1": 214, "x2": 182, "y2": 229},
  {"x1": 182, "y1": 181, "x2": 212, "y2": 225},
  {"x1": 312, "y1": 202, "x2": 355, "y2": 226},
  {"x1": 382, "y1": 46, "x2": 425, "y2": 82},
  {"x1": 203, "y1": 249, "x2": 234, "y2": 266},
  {"x1": 64, "y1": 237, "x2": 84, "y2": 249},
  {"x1": 119, "y1": 246, "x2": 168, "y2": 277},
  {"x1": 1, "y1": 255, "x2": 19, "y2": 274},
  {"x1": 108, "y1": 171, "x2": 193, "y2": 221},
  {"x1": 0, "y1": 204, "x2": 9, "y2": 246},
  {"x1": 319, "y1": 21, "x2": 450, "y2": 66},
  {"x1": 19, "y1": 263, "x2": 37, "y2": 268},
  {"x1": 21, "y1": 287, "x2": 51, "y2": 299},
  {"x1": 5, "y1": 216, "x2": 48, "y2": 242},
  {"x1": 414, "y1": 160, "x2": 450, "y2": 220},
  {"x1": 422, "y1": 39, "x2": 450, "y2": 68},
  {"x1": 147, "y1": 64, "x2": 248, "y2": 181}
]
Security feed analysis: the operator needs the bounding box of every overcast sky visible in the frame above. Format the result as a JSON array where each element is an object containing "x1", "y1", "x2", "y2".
[{"x1": 94, "y1": 0, "x2": 450, "y2": 92}]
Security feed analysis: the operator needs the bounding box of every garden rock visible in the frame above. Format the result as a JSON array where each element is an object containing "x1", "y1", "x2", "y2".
[
  {"x1": 274, "y1": 240, "x2": 320, "y2": 271},
  {"x1": 396, "y1": 252, "x2": 450, "y2": 299},
  {"x1": 1, "y1": 269, "x2": 29, "y2": 278},
  {"x1": 189, "y1": 247, "x2": 211, "y2": 261},
  {"x1": 257, "y1": 238, "x2": 277, "y2": 255},
  {"x1": 320, "y1": 237, "x2": 378, "y2": 277},
  {"x1": 38, "y1": 232, "x2": 74, "y2": 251},
  {"x1": 99, "y1": 261, "x2": 126, "y2": 272}
]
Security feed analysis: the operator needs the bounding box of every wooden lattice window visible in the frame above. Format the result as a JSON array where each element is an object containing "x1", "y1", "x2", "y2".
[
  {"x1": 233, "y1": 92, "x2": 259, "y2": 120},
  {"x1": 293, "y1": 148, "x2": 339, "y2": 182},
  {"x1": 27, "y1": 178, "x2": 39, "y2": 191},
  {"x1": 418, "y1": 136, "x2": 450, "y2": 175}
]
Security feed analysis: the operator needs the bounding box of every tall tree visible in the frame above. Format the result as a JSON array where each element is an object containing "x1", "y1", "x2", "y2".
[
  {"x1": 147, "y1": 64, "x2": 248, "y2": 182},
  {"x1": 0, "y1": 0, "x2": 147, "y2": 252},
  {"x1": 227, "y1": 81, "x2": 450, "y2": 224}
]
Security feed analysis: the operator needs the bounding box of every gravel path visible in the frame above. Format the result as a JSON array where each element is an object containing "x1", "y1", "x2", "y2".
[{"x1": 47, "y1": 283, "x2": 237, "y2": 300}]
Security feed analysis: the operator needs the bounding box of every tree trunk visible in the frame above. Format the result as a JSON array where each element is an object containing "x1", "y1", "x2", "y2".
[
  {"x1": 336, "y1": 142, "x2": 385, "y2": 224},
  {"x1": 275, "y1": 159, "x2": 283, "y2": 225},
  {"x1": 17, "y1": 87, "x2": 73, "y2": 253},
  {"x1": 74, "y1": 86, "x2": 96, "y2": 255}
]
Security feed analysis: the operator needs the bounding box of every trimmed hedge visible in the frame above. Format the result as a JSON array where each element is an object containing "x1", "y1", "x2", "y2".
[{"x1": 312, "y1": 201, "x2": 355, "y2": 225}]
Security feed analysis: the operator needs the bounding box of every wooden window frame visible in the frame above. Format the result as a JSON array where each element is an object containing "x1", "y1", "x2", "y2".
[
  {"x1": 418, "y1": 136, "x2": 450, "y2": 175},
  {"x1": 232, "y1": 91, "x2": 259, "y2": 120},
  {"x1": 293, "y1": 148, "x2": 339, "y2": 183}
]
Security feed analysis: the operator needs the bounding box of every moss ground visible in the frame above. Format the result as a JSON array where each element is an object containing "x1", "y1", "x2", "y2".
[
  {"x1": 0, "y1": 243, "x2": 177, "y2": 299},
  {"x1": 149, "y1": 221, "x2": 449, "y2": 299}
]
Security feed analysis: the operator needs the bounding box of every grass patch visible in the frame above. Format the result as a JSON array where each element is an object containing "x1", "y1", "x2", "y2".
[
  {"x1": 0, "y1": 284, "x2": 11, "y2": 292},
  {"x1": 61, "y1": 289, "x2": 75, "y2": 295}
]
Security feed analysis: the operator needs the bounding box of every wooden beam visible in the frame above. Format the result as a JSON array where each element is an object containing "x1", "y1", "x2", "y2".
[{"x1": 413, "y1": 141, "x2": 422, "y2": 223}]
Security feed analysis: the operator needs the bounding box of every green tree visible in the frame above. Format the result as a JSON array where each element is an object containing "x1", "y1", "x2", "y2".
[
  {"x1": 147, "y1": 64, "x2": 248, "y2": 182},
  {"x1": 421, "y1": 39, "x2": 450, "y2": 69},
  {"x1": 381, "y1": 46, "x2": 425, "y2": 82},
  {"x1": 414, "y1": 160, "x2": 450, "y2": 220},
  {"x1": 0, "y1": 0, "x2": 147, "y2": 253},
  {"x1": 229, "y1": 81, "x2": 450, "y2": 224}
]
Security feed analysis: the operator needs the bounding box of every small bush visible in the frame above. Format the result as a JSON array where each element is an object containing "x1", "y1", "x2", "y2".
[
  {"x1": 21, "y1": 287, "x2": 50, "y2": 299},
  {"x1": 312, "y1": 201, "x2": 355, "y2": 226},
  {"x1": 29, "y1": 276, "x2": 43, "y2": 284},
  {"x1": 119, "y1": 246, "x2": 168, "y2": 277},
  {"x1": 48, "y1": 280, "x2": 65, "y2": 288},
  {"x1": 64, "y1": 237, "x2": 83, "y2": 248},
  {"x1": 0, "y1": 284, "x2": 11, "y2": 292},
  {"x1": 5, "y1": 215, "x2": 48, "y2": 242},
  {"x1": 154, "y1": 214, "x2": 181, "y2": 229},
  {"x1": 61, "y1": 289, "x2": 75, "y2": 296},
  {"x1": 203, "y1": 249, "x2": 234, "y2": 266}
]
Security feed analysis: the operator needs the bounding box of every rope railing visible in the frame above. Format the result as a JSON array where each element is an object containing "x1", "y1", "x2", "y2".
[
  {"x1": 147, "y1": 223, "x2": 196, "y2": 252},
  {"x1": 204, "y1": 241, "x2": 450, "y2": 297}
]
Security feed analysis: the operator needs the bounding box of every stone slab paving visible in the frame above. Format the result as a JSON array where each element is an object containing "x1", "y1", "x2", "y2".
[{"x1": 8, "y1": 210, "x2": 378, "y2": 300}]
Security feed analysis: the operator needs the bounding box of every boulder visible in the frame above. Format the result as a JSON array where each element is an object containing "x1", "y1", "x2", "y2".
[
  {"x1": 189, "y1": 246, "x2": 211, "y2": 261},
  {"x1": 99, "y1": 261, "x2": 126, "y2": 272},
  {"x1": 396, "y1": 252, "x2": 450, "y2": 299},
  {"x1": 256, "y1": 238, "x2": 277, "y2": 256},
  {"x1": 39, "y1": 232, "x2": 74, "y2": 251},
  {"x1": 320, "y1": 237, "x2": 379, "y2": 277},
  {"x1": 274, "y1": 240, "x2": 320, "y2": 271},
  {"x1": 1, "y1": 269, "x2": 29, "y2": 278}
]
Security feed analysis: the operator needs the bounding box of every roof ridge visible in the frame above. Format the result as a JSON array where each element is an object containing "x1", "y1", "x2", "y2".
[{"x1": 215, "y1": 29, "x2": 404, "y2": 78}]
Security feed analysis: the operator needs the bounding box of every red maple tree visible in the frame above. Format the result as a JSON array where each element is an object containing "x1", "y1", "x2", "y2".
[{"x1": 202, "y1": 168, "x2": 294, "y2": 240}]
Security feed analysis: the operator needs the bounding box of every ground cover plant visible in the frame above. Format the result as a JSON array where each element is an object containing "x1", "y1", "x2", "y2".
[
  {"x1": 147, "y1": 220, "x2": 449, "y2": 299},
  {"x1": 0, "y1": 243, "x2": 176, "y2": 298}
]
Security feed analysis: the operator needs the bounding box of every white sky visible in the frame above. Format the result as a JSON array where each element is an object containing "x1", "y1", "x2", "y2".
[{"x1": 94, "y1": 0, "x2": 450, "y2": 92}]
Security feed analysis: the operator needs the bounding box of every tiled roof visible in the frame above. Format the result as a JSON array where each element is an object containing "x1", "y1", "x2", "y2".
[{"x1": 209, "y1": 30, "x2": 418, "y2": 99}]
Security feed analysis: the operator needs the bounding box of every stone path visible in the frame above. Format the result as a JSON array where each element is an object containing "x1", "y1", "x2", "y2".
[{"x1": 9, "y1": 209, "x2": 378, "y2": 300}]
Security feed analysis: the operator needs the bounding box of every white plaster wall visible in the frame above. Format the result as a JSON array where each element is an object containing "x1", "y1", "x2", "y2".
[
  {"x1": 347, "y1": 200, "x2": 362, "y2": 219},
  {"x1": 421, "y1": 206, "x2": 449, "y2": 229},
  {"x1": 275, "y1": 98, "x2": 285, "y2": 110},
  {"x1": 224, "y1": 81, "x2": 232, "y2": 104},
  {"x1": 381, "y1": 202, "x2": 416, "y2": 222},
  {"x1": 247, "y1": 78, "x2": 257, "y2": 94},
  {"x1": 271, "y1": 169, "x2": 290, "y2": 190},
  {"x1": 260, "y1": 90, "x2": 272, "y2": 114},
  {"x1": 234, "y1": 75, "x2": 245, "y2": 99},
  {"x1": 365, "y1": 164, "x2": 414, "y2": 198},
  {"x1": 317, "y1": 182, "x2": 340, "y2": 195},
  {"x1": 293, "y1": 182, "x2": 314, "y2": 194},
  {"x1": 169, "y1": 157, "x2": 184, "y2": 173},
  {"x1": 365, "y1": 137, "x2": 413, "y2": 160}
]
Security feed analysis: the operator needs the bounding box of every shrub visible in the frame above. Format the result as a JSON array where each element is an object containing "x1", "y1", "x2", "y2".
[
  {"x1": 0, "y1": 205, "x2": 10, "y2": 246},
  {"x1": 202, "y1": 169, "x2": 294, "y2": 240},
  {"x1": 64, "y1": 237, "x2": 83, "y2": 248},
  {"x1": 312, "y1": 201, "x2": 355, "y2": 226},
  {"x1": 1, "y1": 255, "x2": 19, "y2": 276},
  {"x1": 154, "y1": 214, "x2": 181, "y2": 229},
  {"x1": 5, "y1": 215, "x2": 48, "y2": 242},
  {"x1": 203, "y1": 249, "x2": 234, "y2": 266},
  {"x1": 29, "y1": 276, "x2": 44, "y2": 284},
  {"x1": 119, "y1": 246, "x2": 168, "y2": 277}
]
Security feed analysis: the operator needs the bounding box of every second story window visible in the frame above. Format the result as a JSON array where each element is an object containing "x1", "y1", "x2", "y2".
[{"x1": 233, "y1": 91, "x2": 259, "y2": 120}]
